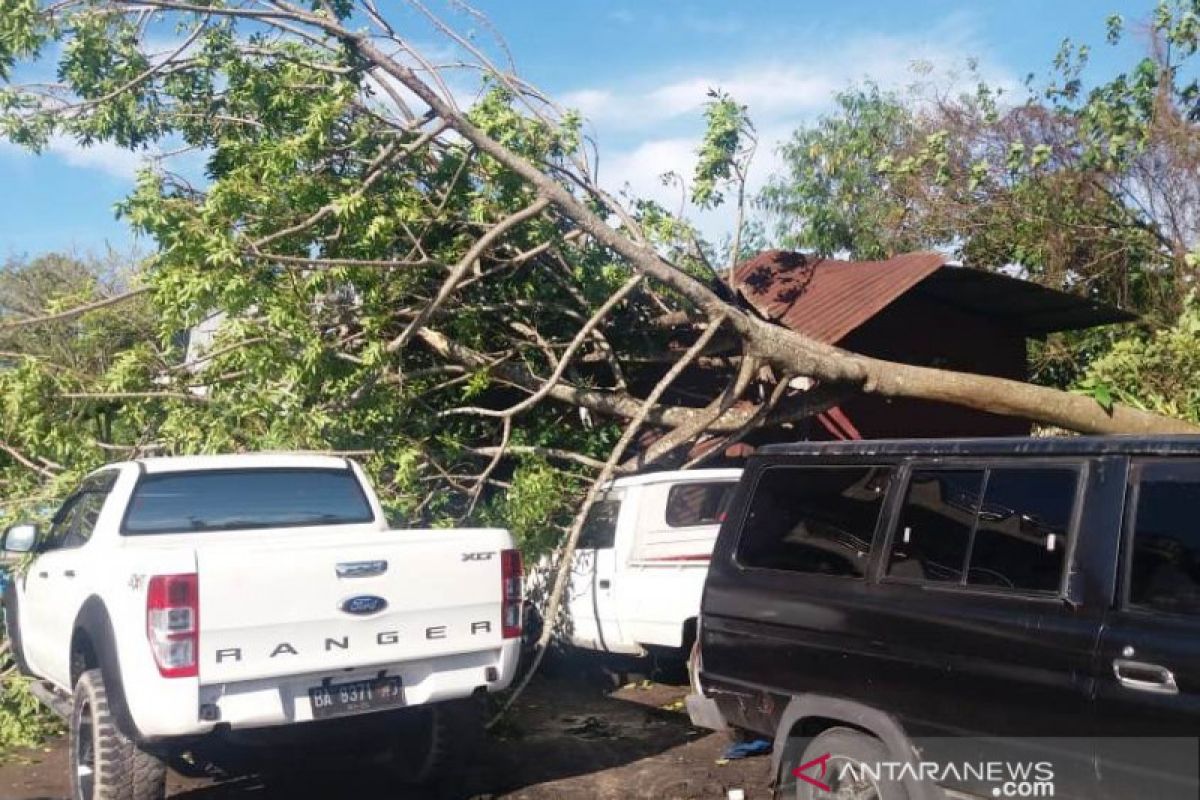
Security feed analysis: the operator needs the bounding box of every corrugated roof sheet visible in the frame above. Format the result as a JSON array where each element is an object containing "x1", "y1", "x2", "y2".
[
  {"x1": 733, "y1": 250, "x2": 1135, "y2": 342},
  {"x1": 733, "y1": 250, "x2": 946, "y2": 343}
]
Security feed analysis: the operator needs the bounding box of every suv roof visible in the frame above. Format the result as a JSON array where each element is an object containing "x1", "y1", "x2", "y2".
[{"x1": 757, "y1": 434, "x2": 1200, "y2": 459}]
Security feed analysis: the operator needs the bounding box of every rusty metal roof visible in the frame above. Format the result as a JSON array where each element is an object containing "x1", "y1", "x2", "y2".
[{"x1": 733, "y1": 250, "x2": 1134, "y2": 342}]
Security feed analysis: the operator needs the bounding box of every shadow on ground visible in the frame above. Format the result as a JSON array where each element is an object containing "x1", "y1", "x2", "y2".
[{"x1": 1, "y1": 654, "x2": 772, "y2": 800}]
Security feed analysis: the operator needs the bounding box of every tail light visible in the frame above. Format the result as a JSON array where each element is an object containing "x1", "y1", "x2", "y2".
[
  {"x1": 500, "y1": 549, "x2": 523, "y2": 639},
  {"x1": 147, "y1": 573, "x2": 199, "y2": 678}
]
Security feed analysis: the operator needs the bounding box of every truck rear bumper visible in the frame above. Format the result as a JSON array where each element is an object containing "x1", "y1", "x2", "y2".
[{"x1": 139, "y1": 642, "x2": 518, "y2": 739}]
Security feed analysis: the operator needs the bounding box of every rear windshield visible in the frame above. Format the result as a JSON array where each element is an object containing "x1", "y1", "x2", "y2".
[{"x1": 122, "y1": 468, "x2": 375, "y2": 535}]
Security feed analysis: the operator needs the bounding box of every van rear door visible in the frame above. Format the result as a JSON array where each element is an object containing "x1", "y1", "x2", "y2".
[
  {"x1": 619, "y1": 478, "x2": 735, "y2": 649},
  {"x1": 567, "y1": 490, "x2": 626, "y2": 652}
]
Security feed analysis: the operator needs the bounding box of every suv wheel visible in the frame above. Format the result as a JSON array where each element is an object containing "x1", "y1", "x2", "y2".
[
  {"x1": 70, "y1": 669, "x2": 166, "y2": 800},
  {"x1": 792, "y1": 727, "x2": 909, "y2": 800}
]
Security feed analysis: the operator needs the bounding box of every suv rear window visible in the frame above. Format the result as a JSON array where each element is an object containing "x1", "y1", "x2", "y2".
[
  {"x1": 122, "y1": 468, "x2": 375, "y2": 534},
  {"x1": 887, "y1": 466, "x2": 1078, "y2": 593},
  {"x1": 665, "y1": 482, "x2": 735, "y2": 527},
  {"x1": 1129, "y1": 465, "x2": 1200, "y2": 617},
  {"x1": 737, "y1": 466, "x2": 892, "y2": 577}
]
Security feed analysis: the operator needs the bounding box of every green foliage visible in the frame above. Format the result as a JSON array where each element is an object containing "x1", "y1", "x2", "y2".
[
  {"x1": 692, "y1": 89, "x2": 755, "y2": 210},
  {"x1": 485, "y1": 459, "x2": 579, "y2": 559},
  {"x1": 1076, "y1": 294, "x2": 1200, "y2": 422},
  {"x1": 0, "y1": 7, "x2": 698, "y2": 556},
  {"x1": 760, "y1": 84, "x2": 919, "y2": 259},
  {"x1": 0, "y1": 671, "x2": 63, "y2": 756}
]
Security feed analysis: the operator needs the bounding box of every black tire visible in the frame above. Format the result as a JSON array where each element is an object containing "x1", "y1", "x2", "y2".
[
  {"x1": 70, "y1": 669, "x2": 166, "y2": 800},
  {"x1": 387, "y1": 695, "x2": 485, "y2": 797},
  {"x1": 791, "y1": 727, "x2": 909, "y2": 800},
  {"x1": 2, "y1": 581, "x2": 34, "y2": 677}
]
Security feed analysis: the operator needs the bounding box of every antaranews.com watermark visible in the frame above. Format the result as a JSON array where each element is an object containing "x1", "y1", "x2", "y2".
[{"x1": 791, "y1": 737, "x2": 1198, "y2": 799}]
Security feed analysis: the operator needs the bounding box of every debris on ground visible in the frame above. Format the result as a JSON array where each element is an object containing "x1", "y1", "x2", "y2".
[
  {"x1": 560, "y1": 714, "x2": 615, "y2": 739},
  {"x1": 722, "y1": 738, "x2": 773, "y2": 760}
]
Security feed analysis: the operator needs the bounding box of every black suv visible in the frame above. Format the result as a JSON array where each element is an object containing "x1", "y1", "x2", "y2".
[{"x1": 690, "y1": 437, "x2": 1199, "y2": 800}]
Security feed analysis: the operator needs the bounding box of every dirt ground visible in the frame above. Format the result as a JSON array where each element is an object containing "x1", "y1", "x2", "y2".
[{"x1": 0, "y1": 662, "x2": 775, "y2": 800}]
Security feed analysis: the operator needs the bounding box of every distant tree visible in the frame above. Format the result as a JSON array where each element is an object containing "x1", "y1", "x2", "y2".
[
  {"x1": 0, "y1": 253, "x2": 156, "y2": 514},
  {"x1": 761, "y1": 4, "x2": 1200, "y2": 325},
  {"x1": 761, "y1": 83, "x2": 920, "y2": 260},
  {"x1": 0, "y1": 252, "x2": 153, "y2": 373}
]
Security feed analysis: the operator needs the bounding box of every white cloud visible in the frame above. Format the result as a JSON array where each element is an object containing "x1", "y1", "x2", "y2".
[
  {"x1": 0, "y1": 133, "x2": 210, "y2": 185},
  {"x1": 602, "y1": 137, "x2": 697, "y2": 209},
  {"x1": 0, "y1": 135, "x2": 150, "y2": 181},
  {"x1": 565, "y1": 10, "x2": 1017, "y2": 132},
  {"x1": 599, "y1": 124, "x2": 792, "y2": 243},
  {"x1": 47, "y1": 137, "x2": 150, "y2": 181},
  {"x1": 569, "y1": 16, "x2": 1019, "y2": 242}
]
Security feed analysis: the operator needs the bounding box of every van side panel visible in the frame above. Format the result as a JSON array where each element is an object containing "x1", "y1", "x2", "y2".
[{"x1": 700, "y1": 455, "x2": 1120, "y2": 744}]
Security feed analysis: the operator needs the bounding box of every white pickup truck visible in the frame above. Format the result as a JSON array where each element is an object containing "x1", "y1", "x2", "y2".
[
  {"x1": 1, "y1": 453, "x2": 522, "y2": 800},
  {"x1": 565, "y1": 469, "x2": 741, "y2": 658}
]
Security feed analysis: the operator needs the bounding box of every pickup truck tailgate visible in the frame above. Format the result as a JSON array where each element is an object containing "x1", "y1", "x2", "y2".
[{"x1": 196, "y1": 528, "x2": 510, "y2": 683}]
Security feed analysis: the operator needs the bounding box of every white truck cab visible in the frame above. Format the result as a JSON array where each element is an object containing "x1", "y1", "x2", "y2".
[
  {"x1": 2, "y1": 453, "x2": 522, "y2": 800},
  {"x1": 566, "y1": 469, "x2": 741, "y2": 656}
]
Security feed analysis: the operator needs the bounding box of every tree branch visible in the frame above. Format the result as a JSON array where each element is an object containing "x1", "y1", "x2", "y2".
[
  {"x1": 0, "y1": 287, "x2": 151, "y2": 331},
  {"x1": 489, "y1": 313, "x2": 726, "y2": 727},
  {"x1": 386, "y1": 196, "x2": 551, "y2": 353}
]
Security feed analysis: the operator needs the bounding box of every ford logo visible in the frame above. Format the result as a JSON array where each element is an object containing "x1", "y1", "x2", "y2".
[{"x1": 340, "y1": 595, "x2": 388, "y2": 616}]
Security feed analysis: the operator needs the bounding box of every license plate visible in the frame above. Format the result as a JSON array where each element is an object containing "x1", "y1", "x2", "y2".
[{"x1": 308, "y1": 676, "x2": 405, "y2": 720}]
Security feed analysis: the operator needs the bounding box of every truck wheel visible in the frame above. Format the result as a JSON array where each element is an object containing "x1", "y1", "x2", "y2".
[
  {"x1": 70, "y1": 669, "x2": 166, "y2": 800},
  {"x1": 388, "y1": 695, "x2": 485, "y2": 793},
  {"x1": 791, "y1": 727, "x2": 908, "y2": 800}
]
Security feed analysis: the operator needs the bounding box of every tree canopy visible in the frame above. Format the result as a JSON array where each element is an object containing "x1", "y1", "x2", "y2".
[
  {"x1": 761, "y1": 4, "x2": 1200, "y2": 324},
  {"x1": 0, "y1": 0, "x2": 1196, "y2": 541}
]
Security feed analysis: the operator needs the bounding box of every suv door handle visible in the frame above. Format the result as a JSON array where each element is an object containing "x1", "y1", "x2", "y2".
[
  {"x1": 598, "y1": 579, "x2": 611, "y2": 589},
  {"x1": 37, "y1": 571, "x2": 48, "y2": 579},
  {"x1": 63, "y1": 570, "x2": 75, "y2": 578},
  {"x1": 1113, "y1": 659, "x2": 1179, "y2": 695}
]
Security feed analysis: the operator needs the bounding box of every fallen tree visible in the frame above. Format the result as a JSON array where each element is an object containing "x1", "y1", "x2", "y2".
[{"x1": 1, "y1": 1, "x2": 1197, "y2": 718}]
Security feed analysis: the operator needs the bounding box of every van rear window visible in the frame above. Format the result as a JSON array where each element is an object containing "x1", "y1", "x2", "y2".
[
  {"x1": 122, "y1": 468, "x2": 375, "y2": 534},
  {"x1": 737, "y1": 466, "x2": 893, "y2": 577}
]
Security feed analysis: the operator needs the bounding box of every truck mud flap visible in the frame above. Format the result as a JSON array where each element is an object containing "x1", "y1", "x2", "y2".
[{"x1": 685, "y1": 692, "x2": 728, "y2": 732}]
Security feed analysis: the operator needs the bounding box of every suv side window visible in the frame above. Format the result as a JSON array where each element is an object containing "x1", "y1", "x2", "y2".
[
  {"x1": 968, "y1": 468, "x2": 1075, "y2": 592},
  {"x1": 578, "y1": 494, "x2": 622, "y2": 549},
  {"x1": 44, "y1": 471, "x2": 117, "y2": 551},
  {"x1": 1128, "y1": 464, "x2": 1200, "y2": 617},
  {"x1": 887, "y1": 465, "x2": 1078, "y2": 593},
  {"x1": 737, "y1": 465, "x2": 893, "y2": 577},
  {"x1": 888, "y1": 469, "x2": 983, "y2": 584},
  {"x1": 665, "y1": 482, "x2": 735, "y2": 527}
]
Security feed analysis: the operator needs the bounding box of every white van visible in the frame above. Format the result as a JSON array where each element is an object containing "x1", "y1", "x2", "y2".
[{"x1": 565, "y1": 469, "x2": 742, "y2": 656}]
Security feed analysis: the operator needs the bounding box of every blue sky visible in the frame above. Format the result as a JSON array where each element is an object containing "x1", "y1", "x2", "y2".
[{"x1": 0, "y1": 0, "x2": 1161, "y2": 257}]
